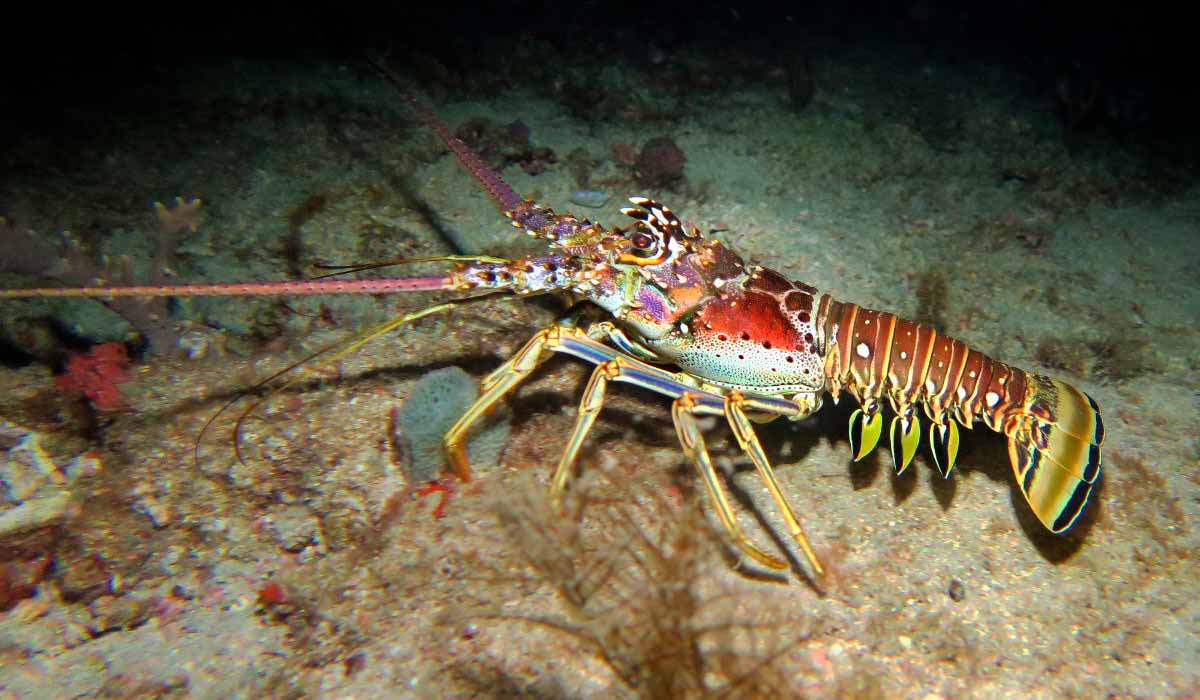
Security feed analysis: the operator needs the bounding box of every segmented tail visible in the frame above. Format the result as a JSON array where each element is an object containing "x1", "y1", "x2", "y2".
[{"x1": 819, "y1": 299, "x2": 1103, "y2": 532}]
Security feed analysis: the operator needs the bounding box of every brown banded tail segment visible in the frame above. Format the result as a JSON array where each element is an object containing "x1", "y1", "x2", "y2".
[
  {"x1": 817, "y1": 299, "x2": 1103, "y2": 534},
  {"x1": 821, "y1": 300, "x2": 949, "y2": 420},
  {"x1": 921, "y1": 333, "x2": 968, "y2": 424},
  {"x1": 954, "y1": 350, "x2": 990, "y2": 425},
  {"x1": 884, "y1": 318, "x2": 936, "y2": 416}
]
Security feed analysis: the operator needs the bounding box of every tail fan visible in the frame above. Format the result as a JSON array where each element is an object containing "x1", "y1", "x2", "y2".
[{"x1": 1003, "y1": 375, "x2": 1104, "y2": 532}]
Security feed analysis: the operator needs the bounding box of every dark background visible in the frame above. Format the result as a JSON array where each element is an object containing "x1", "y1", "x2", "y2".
[{"x1": 0, "y1": 1, "x2": 1195, "y2": 165}]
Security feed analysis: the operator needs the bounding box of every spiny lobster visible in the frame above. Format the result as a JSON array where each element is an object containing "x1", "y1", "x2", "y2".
[{"x1": 0, "y1": 90, "x2": 1103, "y2": 576}]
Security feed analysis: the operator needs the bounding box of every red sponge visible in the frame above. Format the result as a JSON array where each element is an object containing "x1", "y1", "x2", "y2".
[{"x1": 55, "y1": 342, "x2": 131, "y2": 411}]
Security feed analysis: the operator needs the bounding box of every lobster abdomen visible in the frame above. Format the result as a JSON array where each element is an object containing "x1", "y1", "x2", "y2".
[{"x1": 819, "y1": 299, "x2": 1103, "y2": 533}]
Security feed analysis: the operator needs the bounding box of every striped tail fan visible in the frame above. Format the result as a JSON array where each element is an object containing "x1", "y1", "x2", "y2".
[{"x1": 1003, "y1": 375, "x2": 1104, "y2": 533}]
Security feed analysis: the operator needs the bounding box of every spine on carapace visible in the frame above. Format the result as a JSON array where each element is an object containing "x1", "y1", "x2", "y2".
[{"x1": 817, "y1": 298, "x2": 1103, "y2": 533}]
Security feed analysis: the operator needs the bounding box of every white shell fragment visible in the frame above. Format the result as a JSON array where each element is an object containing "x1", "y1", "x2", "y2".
[{"x1": 0, "y1": 420, "x2": 96, "y2": 537}]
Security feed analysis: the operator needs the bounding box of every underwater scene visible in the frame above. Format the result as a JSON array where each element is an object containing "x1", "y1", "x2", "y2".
[{"x1": 0, "y1": 2, "x2": 1196, "y2": 698}]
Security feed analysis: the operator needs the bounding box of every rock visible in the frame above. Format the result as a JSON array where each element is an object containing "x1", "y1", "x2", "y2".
[{"x1": 569, "y1": 189, "x2": 610, "y2": 208}]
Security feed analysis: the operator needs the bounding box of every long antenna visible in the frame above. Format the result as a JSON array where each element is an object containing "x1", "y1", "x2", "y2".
[{"x1": 370, "y1": 57, "x2": 526, "y2": 215}]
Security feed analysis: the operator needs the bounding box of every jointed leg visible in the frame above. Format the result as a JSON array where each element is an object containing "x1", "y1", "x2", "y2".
[
  {"x1": 674, "y1": 394, "x2": 788, "y2": 571},
  {"x1": 442, "y1": 319, "x2": 613, "y2": 481},
  {"x1": 725, "y1": 392, "x2": 824, "y2": 575},
  {"x1": 443, "y1": 327, "x2": 558, "y2": 480},
  {"x1": 444, "y1": 321, "x2": 812, "y2": 572},
  {"x1": 549, "y1": 359, "x2": 620, "y2": 502}
]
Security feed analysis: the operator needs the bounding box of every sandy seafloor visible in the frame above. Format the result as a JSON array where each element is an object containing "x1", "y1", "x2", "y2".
[{"x1": 1, "y1": 40, "x2": 1198, "y2": 700}]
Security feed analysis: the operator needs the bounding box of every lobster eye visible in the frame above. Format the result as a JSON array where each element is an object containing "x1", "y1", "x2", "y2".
[{"x1": 617, "y1": 220, "x2": 671, "y2": 266}]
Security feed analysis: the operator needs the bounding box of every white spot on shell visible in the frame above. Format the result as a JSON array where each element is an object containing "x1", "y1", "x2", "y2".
[
  {"x1": 899, "y1": 351, "x2": 908, "y2": 360},
  {"x1": 985, "y1": 391, "x2": 1000, "y2": 407},
  {"x1": 856, "y1": 342, "x2": 871, "y2": 359},
  {"x1": 925, "y1": 379, "x2": 936, "y2": 394},
  {"x1": 956, "y1": 386, "x2": 967, "y2": 400}
]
